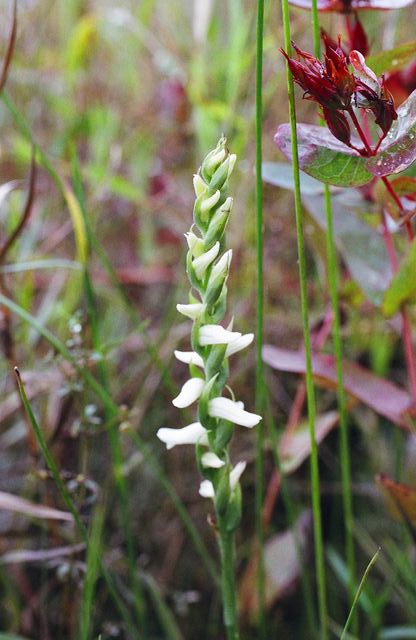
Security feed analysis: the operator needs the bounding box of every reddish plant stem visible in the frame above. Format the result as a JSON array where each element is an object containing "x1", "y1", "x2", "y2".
[
  {"x1": 347, "y1": 107, "x2": 373, "y2": 156},
  {"x1": 381, "y1": 176, "x2": 415, "y2": 241},
  {"x1": 348, "y1": 106, "x2": 416, "y2": 402}
]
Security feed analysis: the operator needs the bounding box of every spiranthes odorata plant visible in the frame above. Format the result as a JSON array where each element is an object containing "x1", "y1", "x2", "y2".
[{"x1": 157, "y1": 137, "x2": 261, "y2": 640}]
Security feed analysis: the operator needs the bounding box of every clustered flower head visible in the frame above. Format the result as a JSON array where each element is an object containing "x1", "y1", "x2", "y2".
[
  {"x1": 280, "y1": 33, "x2": 398, "y2": 152},
  {"x1": 157, "y1": 138, "x2": 261, "y2": 527}
]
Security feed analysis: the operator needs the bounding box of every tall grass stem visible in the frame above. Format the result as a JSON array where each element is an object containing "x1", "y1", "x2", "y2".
[{"x1": 281, "y1": 1, "x2": 328, "y2": 636}]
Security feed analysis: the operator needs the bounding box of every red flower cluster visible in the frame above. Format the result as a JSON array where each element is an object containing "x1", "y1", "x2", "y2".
[{"x1": 281, "y1": 36, "x2": 398, "y2": 150}]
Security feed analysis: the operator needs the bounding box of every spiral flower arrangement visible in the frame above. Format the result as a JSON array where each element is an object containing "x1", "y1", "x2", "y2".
[{"x1": 157, "y1": 137, "x2": 261, "y2": 639}]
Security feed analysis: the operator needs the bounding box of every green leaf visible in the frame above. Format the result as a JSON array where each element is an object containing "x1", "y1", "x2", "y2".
[
  {"x1": 275, "y1": 123, "x2": 373, "y2": 187},
  {"x1": 366, "y1": 41, "x2": 416, "y2": 76},
  {"x1": 383, "y1": 238, "x2": 416, "y2": 317}
]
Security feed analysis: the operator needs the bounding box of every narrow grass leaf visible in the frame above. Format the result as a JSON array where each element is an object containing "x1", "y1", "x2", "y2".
[{"x1": 340, "y1": 548, "x2": 380, "y2": 640}]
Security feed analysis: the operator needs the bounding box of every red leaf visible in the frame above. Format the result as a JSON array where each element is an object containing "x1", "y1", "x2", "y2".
[{"x1": 262, "y1": 345, "x2": 414, "y2": 428}]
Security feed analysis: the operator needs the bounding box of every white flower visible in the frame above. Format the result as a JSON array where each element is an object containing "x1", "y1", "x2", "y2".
[
  {"x1": 192, "y1": 242, "x2": 220, "y2": 279},
  {"x1": 225, "y1": 333, "x2": 254, "y2": 358},
  {"x1": 172, "y1": 378, "x2": 205, "y2": 408},
  {"x1": 201, "y1": 452, "x2": 225, "y2": 468},
  {"x1": 176, "y1": 303, "x2": 206, "y2": 320},
  {"x1": 208, "y1": 249, "x2": 232, "y2": 283},
  {"x1": 174, "y1": 350, "x2": 204, "y2": 368},
  {"x1": 208, "y1": 397, "x2": 262, "y2": 428},
  {"x1": 199, "y1": 460, "x2": 247, "y2": 498},
  {"x1": 199, "y1": 324, "x2": 241, "y2": 346},
  {"x1": 157, "y1": 422, "x2": 209, "y2": 450}
]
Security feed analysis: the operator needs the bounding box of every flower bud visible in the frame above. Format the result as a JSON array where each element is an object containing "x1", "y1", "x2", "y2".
[
  {"x1": 204, "y1": 198, "x2": 233, "y2": 249},
  {"x1": 192, "y1": 241, "x2": 220, "y2": 279},
  {"x1": 185, "y1": 229, "x2": 205, "y2": 257},
  {"x1": 201, "y1": 140, "x2": 227, "y2": 181},
  {"x1": 205, "y1": 250, "x2": 232, "y2": 307},
  {"x1": 193, "y1": 174, "x2": 208, "y2": 197},
  {"x1": 194, "y1": 190, "x2": 221, "y2": 230},
  {"x1": 201, "y1": 451, "x2": 225, "y2": 468}
]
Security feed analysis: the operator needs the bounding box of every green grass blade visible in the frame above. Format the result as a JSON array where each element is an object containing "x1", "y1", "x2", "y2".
[{"x1": 340, "y1": 548, "x2": 380, "y2": 640}]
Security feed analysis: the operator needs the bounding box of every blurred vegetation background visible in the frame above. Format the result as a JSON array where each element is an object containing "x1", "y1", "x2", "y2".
[{"x1": 1, "y1": 1, "x2": 416, "y2": 638}]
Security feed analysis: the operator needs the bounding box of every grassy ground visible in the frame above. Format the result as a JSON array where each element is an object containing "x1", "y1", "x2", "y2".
[{"x1": 0, "y1": 1, "x2": 416, "y2": 638}]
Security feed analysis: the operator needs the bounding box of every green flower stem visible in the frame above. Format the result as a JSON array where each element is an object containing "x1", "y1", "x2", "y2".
[
  {"x1": 311, "y1": 0, "x2": 356, "y2": 614},
  {"x1": 281, "y1": 1, "x2": 328, "y2": 638},
  {"x1": 255, "y1": 0, "x2": 266, "y2": 636},
  {"x1": 218, "y1": 518, "x2": 239, "y2": 640}
]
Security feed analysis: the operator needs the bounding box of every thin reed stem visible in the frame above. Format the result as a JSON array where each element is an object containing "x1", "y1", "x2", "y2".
[
  {"x1": 255, "y1": 0, "x2": 266, "y2": 636},
  {"x1": 311, "y1": 0, "x2": 356, "y2": 615},
  {"x1": 281, "y1": 1, "x2": 328, "y2": 637}
]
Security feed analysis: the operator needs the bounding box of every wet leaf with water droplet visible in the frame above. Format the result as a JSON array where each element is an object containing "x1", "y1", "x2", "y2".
[{"x1": 367, "y1": 89, "x2": 416, "y2": 177}]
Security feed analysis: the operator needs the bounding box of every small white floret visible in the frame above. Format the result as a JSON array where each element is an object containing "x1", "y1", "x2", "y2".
[
  {"x1": 172, "y1": 378, "x2": 205, "y2": 408},
  {"x1": 208, "y1": 397, "x2": 262, "y2": 428},
  {"x1": 176, "y1": 303, "x2": 206, "y2": 320},
  {"x1": 225, "y1": 333, "x2": 254, "y2": 358},
  {"x1": 174, "y1": 351, "x2": 204, "y2": 368},
  {"x1": 157, "y1": 422, "x2": 209, "y2": 450},
  {"x1": 199, "y1": 460, "x2": 247, "y2": 498},
  {"x1": 199, "y1": 325, "x2": 241, "y2": 346}
]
